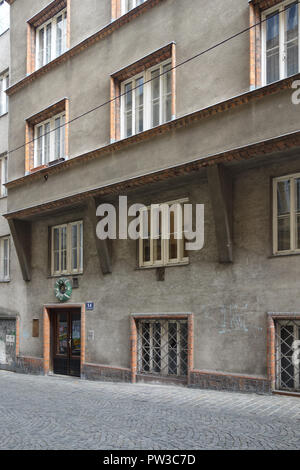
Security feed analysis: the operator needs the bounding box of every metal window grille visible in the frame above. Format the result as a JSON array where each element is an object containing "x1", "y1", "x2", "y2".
[
  {"x1": 137, "y1": 319, "x2": 188, "y2": 377},
  {"x1": 275, "y1": 319, "x2": 300, "y2": 392}
]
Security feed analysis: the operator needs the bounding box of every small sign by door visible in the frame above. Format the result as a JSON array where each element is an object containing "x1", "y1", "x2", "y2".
[{"x1": 86, "y1": 302, "x2": 94, "y2": 311}]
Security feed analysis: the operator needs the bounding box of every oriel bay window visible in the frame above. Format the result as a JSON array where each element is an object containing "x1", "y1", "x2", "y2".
[
  {"x1": 139, "y1": 200, "x2": 188, "y2": 268},
  {"x1": 121, "y1": 61, "x2": 172, "y2": 138},
  {"x1": 51, "y1": 221, "x2": 83, "y2": 276},
  {"x1": 273, "y1": 173, "x2": 300, "y2": 254},
  {"x1": 262, "y1": 1, "x2": 300, "y2": 84}
]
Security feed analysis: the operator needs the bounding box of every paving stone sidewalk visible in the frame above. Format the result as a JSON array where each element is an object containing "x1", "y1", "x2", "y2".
[{"x1": 0, "y1": 370, "x2": 299, "y2": 450}]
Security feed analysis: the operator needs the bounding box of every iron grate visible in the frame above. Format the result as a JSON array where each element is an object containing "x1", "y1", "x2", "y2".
[
  {"x1": 137, "y1": 319, "x2": 188, "y2": 377},
  {"x1": 275, "y1": 319, "x2": 300, "y2": 392}
]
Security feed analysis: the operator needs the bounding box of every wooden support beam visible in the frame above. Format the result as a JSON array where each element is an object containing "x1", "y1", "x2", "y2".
[
  {"x1": 8, "y1": 219, "x2": 31, "y2": 281},
  {"x1": 207, "y1": 164, "x2": 233, "y2": 263},
  {"x1": 86, "y1": 197, "x2": 112, "y2": 275}
]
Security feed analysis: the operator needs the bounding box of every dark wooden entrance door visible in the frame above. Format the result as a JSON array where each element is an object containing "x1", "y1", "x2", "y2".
[{"x1": 53, "y1": 309, "x2": 81, "y2": 377}]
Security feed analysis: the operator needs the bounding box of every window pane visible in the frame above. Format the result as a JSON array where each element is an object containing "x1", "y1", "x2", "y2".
[
  {"x1": 285, "y1": 3, "x2": 299, "y2": 77},
  {"x1": 266, "y1": 12, "x2": 280, "y2": 84},
  {"x1": 277, "y1": 180, "x2": 290, "y2": 215},
  {"x1": 37, "y1": 125, "x2": 43, "y2": 166},
  {"x1": 56, "y1": 15, "x2": 63, "y2": 56},
  {"x1": 53, "y1": 228, "x2": 60, "y2": 272},
  {"x1": 277, "y1": 180, "x2": 290, "y2": 251},
  {"x1": 79, "y1": 222, "x2": 83, "y2": 271},
  {"x1": 278, "y1": 216, "x2": 290, "y2": 251},
  {"x1": 46, "y1": 23, "x2": 52, "y2": 64},
  {"x1": 61, "y1": 114, "x2": 65, "y2": 158},
  {"x1": 55, "y1": 117, "x2": 61, "y2": 159},
  {"x1": 135, "y1": 77, "x2": 144, "y2": 133},
  {"x1": 124, "y1": 82, "x2": 133, "y2": 137},
  {"x1": 38, "y1": 28, "x2": 45, "y2": 68},
  {"x1": 163, "y1": 63, "x2": 172, "y2": 122},
  {"x1": 3, "y1": 239, "x2": 8, "y2": 278},
  {"x1": 44, "y1": 122, "x2": 50, "y2": 164},
  {"x1": 71, "y1": 224, "x2": 78, "y2": 270},
  {"x1": 0, "y1": 1, "x2": 10, "y2": 35},
  {"x1": 143, "y1": 210, "x2": 151, "y2": 263},
  {"x1": 153, "y1": 210, "x2": 162, "y2": 262},
  {"x1": 61, "y1": 227, "x2": 67, "y2": 271},
  {"x1": 151, "y1": 69, "x2": 160, "y2": 127},
  {"x1": 169, "y1": 210, "x2": 177, "y2": 260}
]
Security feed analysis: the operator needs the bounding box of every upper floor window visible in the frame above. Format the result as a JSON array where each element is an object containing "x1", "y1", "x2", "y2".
[
  {"x1": 0, "y1": 1, "x2": 9, "y2": 35},
  {"x1": 262, "y1": 1, "x2": 300, "y2": 84},
  {"x1": 121, "y1": 0, "x2": 146, "y2": 14},
  {"x1": 34, "y1": 112, "x2": 65, "y2": 168},
  {"x1": 51, "y1": 221, "x2": 83, "y2": 276},
  {"x1": 0, "y1": 236, "x2": 9, "y2": 281},
  {"x1": 0, "y1": 155, "x2": 7, "y2": 197},
  {"x1": 121, "y1": 60, "x2": 172, "y2": 138},
  {"x1": 139, "y1": 199, "x2": 189, "y2": 268},
  {"x1": 36, "y1": 8, "x2": 67, "y2": 69},
  {"x1": 273, "y1": 173, "x2": 300, "y2": 254},
  {"x1": 0, "y1": 71, "x2": 8, "y2": 116}
]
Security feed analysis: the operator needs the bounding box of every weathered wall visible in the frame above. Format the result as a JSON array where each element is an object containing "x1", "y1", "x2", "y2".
[{"x1": 14, "y1": 155, "x2": 300, "y2": 381}]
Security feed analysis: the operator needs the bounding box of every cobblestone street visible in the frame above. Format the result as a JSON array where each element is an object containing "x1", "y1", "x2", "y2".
[{"x1": 0, "y1": 370, "x2": 299, "y2": 450}]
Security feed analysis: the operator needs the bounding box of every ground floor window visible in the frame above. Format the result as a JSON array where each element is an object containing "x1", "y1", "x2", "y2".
[
  {"x1": 275, "y1": 319, "x2": 300, "y2": 392},
  {"x1": 137, "y1": 319, "x2": 188, "y2": 377},
  {"x1": 0, "y1": 236, "x2": 9, "y2": 281}
]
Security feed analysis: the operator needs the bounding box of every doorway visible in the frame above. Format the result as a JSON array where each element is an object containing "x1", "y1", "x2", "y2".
[{"x1": 52, "y1": 309, "x2": 81, "y2": 377}]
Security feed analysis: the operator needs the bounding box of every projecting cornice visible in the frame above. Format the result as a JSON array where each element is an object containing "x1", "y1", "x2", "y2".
[
  {"x1": 4, "y1": 128, "x2": 300, "y2": 221},
  {"x1": 6, "y1": 72, "x2": 300, "y2": 190}
]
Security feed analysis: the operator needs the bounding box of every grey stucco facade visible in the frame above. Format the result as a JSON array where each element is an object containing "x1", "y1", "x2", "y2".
[{"x1": 1, "y1": 0, "x2": 300, "y2": 393}]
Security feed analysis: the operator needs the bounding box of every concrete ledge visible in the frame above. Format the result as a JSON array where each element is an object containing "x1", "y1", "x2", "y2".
[
  {"x1": 81, "y1": 362, "x2": 131, "y2": 383},
  {"x1": 189, "y1": 369, "x2": 271, "y2": 394}
]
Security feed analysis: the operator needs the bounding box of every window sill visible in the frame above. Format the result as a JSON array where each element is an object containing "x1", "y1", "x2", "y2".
[
  {"x1": 136, "y1": 261, "x2": 189, "y2": 270},
  {"x1": 47, "y1": 273, "x2": 83, "y2": 279},
  {"x1": 0, "y1": 279, "x2": 10, "y2": 283},
  {"x1": 0, "y1": 112, "x2": 8, "y2": 119},
  {"x1": 0, "y1": 195, "x2": 7, "y2": 200},
  {"x1": 269, "y1": 252, "x2": 300, "y2": 258}
]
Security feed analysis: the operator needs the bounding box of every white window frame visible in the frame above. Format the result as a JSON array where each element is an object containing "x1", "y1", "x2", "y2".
[
  {"x1": 0, "y1": 236, "x2": 10, "y2": 282},
  {"x1": 51, "y1": 221, "x2": 83, "y2": 276},
  {"x1": 35, "y1": 8, "x2": 67, "y2": 70},
  {"x1": 0, "y1": 154, "x2": 8, "y2": 197},
  {"x1": 120, "y1": 59, "x2": 172, "y2": 139},
  {"x1": 0, "y1": 0, "x2": 9, "y2": 36},
  {"x1": 121, "y1": 0, "x2": 146, "y2": 15},
  {"x1": 34, "y1": 111, "x2": 66, "y2": 168},
  {"x1": 262, "y1": 1, "x2": 300, "y2": 85},
  {"x1": 139, "y1": 198, "x2": 189, "y2": 268},
  {"x1": 273, "y1": 172, "x2": 300, "y2": 254},
  {"x1": 0, "y1": 71, "x2": 8, "y2": 116}
]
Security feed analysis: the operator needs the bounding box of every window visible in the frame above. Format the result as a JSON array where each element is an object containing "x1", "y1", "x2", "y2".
[
  {"x1": 121, "y1": 0, "x2": 146, "y2": 14},
  {"x1": 0, "y1": 236, "x2": 9, "y2": 281},
  {"x1": 0, "y1": 155, "x2": 8, "y2": 197},
  {"x1": 51, "y1": 221, "x2": 83, "y2": 275},
  {"x1": 34, "y1": 112, "x2": 65, "y2": 167},
  {"x1": 275, "y1": 319, "x2": 300, "y2": 392},
  {"x1": 0, "y1": 71, "x2": 8, "y2": 116},
  {"x1": 273, "y1": 173, "x2": 300, "y2": 253},
  {"x1": 262, "y1": 1, "x2": 300, "y2": 84},
  {"x1": 139, "y1": 199, "x2": 189, "y2": 268},
  {"x1": 121, "y1": 60, "x2": 172, "y2": 138},
  {"x1": 0, "y1": 1, "x2": 9, "y2": 35},
  {"x1": 36, "y1": 8, "x2": 67, "y2": 69},
  {"x1": 137, "y1": 318, "x2": 188, "y2": 377}
]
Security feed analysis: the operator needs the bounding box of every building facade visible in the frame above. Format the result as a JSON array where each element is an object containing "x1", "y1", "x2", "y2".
[{"x1": 1, "y1": 0, "x2": 300, "y2": 394}]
